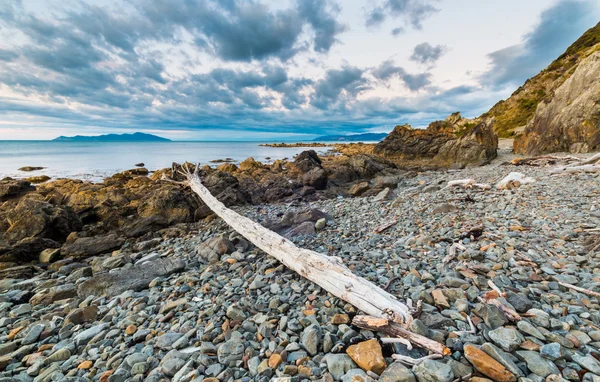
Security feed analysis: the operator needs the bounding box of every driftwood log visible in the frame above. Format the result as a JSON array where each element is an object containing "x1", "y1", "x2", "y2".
[
  {"x1": 175, "y1": 164, "x2": 413, "y2": 325},
  {"x1": 352, "y1": 315, "x2": 451, "y2": 356}
]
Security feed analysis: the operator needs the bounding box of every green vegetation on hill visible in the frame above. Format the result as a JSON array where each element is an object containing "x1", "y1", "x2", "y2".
[{"x1": 483, "y1": 22, "x2": 600, "y2": 138}]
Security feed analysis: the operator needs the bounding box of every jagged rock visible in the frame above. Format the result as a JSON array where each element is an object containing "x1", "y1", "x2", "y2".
[
  {"x1": 61, "y1": 233, "x2": 124, "y2": 258},
  {"x1": 137, "y1": 186, "x2": 196, "y2": 224},
  {"x1": 515, "y1": 50, "x2": 600, "y2": 154},
  {"x1": 4, "y1": 198, "x2": 82, "y2": 244},
  {"x1": 302, "y1": 168, "x2": 328, "y2": 190},
  {"x1": 294, "y1": 150, "x2": 322, "y2": 173},
  {"x1": 0, "y1": 178, "x2": 32, "y2": 201},
  {"x1": 434, "y1": 119, "x2": 498, "y2": 167},
  {"x1": 239, "y1": 157, "x2": 264, "y2": 172},
  {"x1": 203, "y1": 171, "x2": 249, "y2": 206},
  {"x1": 77, "y1": 257, "x2": 185, "y2": 297},
  {"x1": 374, "y1": 113, "x2": 497, "y2": 167}
]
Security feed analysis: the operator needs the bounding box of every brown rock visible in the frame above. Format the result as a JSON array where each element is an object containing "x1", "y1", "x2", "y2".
[
  {"x1": 269, "y1": 353, "x2": 283, "y2": 369},
  {"x1": 374, "y1": 112, "x2": 497, "y2": 167},
  {"x1": 331, "y1": 313, "x2": 350, "y2": 324},
  {"x1": 349, "y1": 181, "x2": 370, "y2": 196},
  {"x1": 346, "y1": 339, "x2": 386, "y2": 375},
  {"x1": 39, "y1": 248, "x2": 60, "y2": 263},
  {"x1": 432, "y1": 289, "x2": 450, "y2": 309},
  {"x1": 78, "y1": 360, "x2": 93, "y2": 369},
  {"x1": 65, "y1": 305, "x2": 98, "y2": 325},
  {"x1": 464, "y1": 344, "x2": 516, "y2": 382},
  {"x1": 125, "y1": 325, "x2": 137, "y2": 335},
  {"x1": 30, "y1": 284, "x2": 78, "y2": 305}
]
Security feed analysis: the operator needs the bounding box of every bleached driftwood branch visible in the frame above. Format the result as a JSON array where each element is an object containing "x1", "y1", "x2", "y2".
[
  {"x1": 174, "y1": 164, "x2": 413, "y2": 325},
  {"x1": 443, "y1": 179, "x2": 491, "y2": 190},
  {"x1": 550, "y1": 164, "x2": 600, "y2": 174},
  {"x1": 496, "y1": 172, "x2": 536, "y2": 189},
  {"x1": 352, "y1": 315, "x2": 451, "y2": 355}
]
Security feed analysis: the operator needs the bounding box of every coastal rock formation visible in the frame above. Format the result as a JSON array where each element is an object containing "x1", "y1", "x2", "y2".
[
  {"x1": 374, "y1": 113, "x2": 498, "y2": 167},
  {"x1": 482, "y1": 22, "x2": 600, "y2": 137},
  {"x1": 514, "y1": 50, "x2": 600, "y2": 155}
]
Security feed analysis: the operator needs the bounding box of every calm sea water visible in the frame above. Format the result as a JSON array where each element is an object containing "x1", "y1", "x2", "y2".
[{"x1": 0, "y1": 141, "x2": 333, "y2": 182}]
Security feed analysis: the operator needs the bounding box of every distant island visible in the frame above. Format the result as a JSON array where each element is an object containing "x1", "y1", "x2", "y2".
[
  {"x1": 313, "y1": 132, "x2": 387, "y2": 142},
  {"x1": 52, "y1": 132, "x2": 171, "y2": 142}
]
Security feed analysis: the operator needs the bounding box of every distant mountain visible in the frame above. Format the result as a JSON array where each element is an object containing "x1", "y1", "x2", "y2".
[
  {"x1": 313, "y1": 133, "x2": 388, "y2": 142},
  {"x1": 52, "y1": 132, "x2": 171, "y2": 142}
]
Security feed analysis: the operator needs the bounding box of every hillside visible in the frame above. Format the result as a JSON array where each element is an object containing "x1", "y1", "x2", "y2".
[
  {"x1": 53, "y1": 132, "x2": 171, "y2": 142},
  {"x1": 482, "y1": 22, "x2": 600, "y2": 138}
]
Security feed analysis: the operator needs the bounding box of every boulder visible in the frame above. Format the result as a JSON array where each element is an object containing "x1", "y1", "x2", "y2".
[
  {"x1": 203, "y1": 171, "x2": 249, "y2": 206},
  {"x1": 434, "y1": 119, "x2": 498, "y2": 167},
  {"x1": 77, "y1": 257, "x2": 185, "y2": 297},
  {"x1": 4, "y1": 198, "x2": 82, "y2": 244},
  {"x1": 239, "y1": 157, "x2": 264, "y2": 172},
  {"x1": 137, "y1": 186, "x2": 196, "y2": 224},
  {"x1": 515, "y1": 50, "x2": 600, "y2": 154},
  {"x1": 302, "y1": 168, "x2": 328, "y2": 190},
  {"x1": 294, "y1": 150, "x2": 322, "y2": 173},
  {"x1": 30, "y1": 283, "x2": 78, "y2": 305},
  {"x1": 61, "y1": 233, "x2": 124, "y2": 258},
  {"x1": 349, "y1": 182, "x2": 370, "y2": 196},
  {"x1": 374, "y1": 113, "x2": 498, "y2": 167}
]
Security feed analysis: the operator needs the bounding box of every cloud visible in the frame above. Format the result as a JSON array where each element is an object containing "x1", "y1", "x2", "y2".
[
  {"x1": 366, "y1": 0, "x2": 439, "y2": 30},
  {"x1": 140, "y1": 0, "x2": 346, "y2": 62},
  {"x1": 311, "y1": 66, "x2": 369, "y2": 109},
  {"x1": 372, "y1": 60, "x2": 432, "y2": 91},
  {"x1": 480, "y1": 0, "x2": 600, "y2": 88},
  {"x1": 410, "y1": 42, "x2": 447, "y2": 65}
]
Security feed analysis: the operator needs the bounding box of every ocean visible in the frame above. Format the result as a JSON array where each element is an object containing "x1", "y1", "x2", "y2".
[{"x1": 0, "y1": 141, "x2": 333, "y2": 182}]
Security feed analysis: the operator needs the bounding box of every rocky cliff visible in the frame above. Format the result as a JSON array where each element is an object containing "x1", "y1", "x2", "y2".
[
  {"x1": 374, "y1": 112, "x2": 498, "y2": 167},
  {"x1": 482, "y1": 22, "x2": 600, "y2": 138},
  {"x1": 514, "y1": 50, "x2": 600, "y2": 154}
]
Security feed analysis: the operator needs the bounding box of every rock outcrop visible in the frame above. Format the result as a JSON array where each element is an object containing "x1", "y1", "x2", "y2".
[
  {"x1": 482, "y1": 22, "x2": 600, "y2": 137},
  {"x1": 374, "y1": 113, "x2": 498, "y2": 167},
  {"x1": 514, "y1": 50, "x2": 600, "y2": 155}
]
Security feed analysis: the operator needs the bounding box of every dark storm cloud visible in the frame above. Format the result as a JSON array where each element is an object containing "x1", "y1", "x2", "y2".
[
  {"x1": 311, "y1": 66, "x2": 369, "y2": 109},
  {"x1": 140, "y1": 0, "x2": 346, "y2": 62},
  {"x1": 372, "y1": 60, "x2": 432, "y2": 91},
  {"x1": 410, "y1": 42, "x2": 447, "y2": 65},
  {"x1": 366, "y1": 0, "x2": 439, "y2": 30},
  {"x1": 481, "y1": 0, "x2": 598, "y2": 88}
]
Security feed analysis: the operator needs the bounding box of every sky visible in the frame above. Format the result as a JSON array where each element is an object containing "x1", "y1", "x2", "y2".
[{"x1": 0, "y1": 0, "x2": 598, "y2": 141}]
